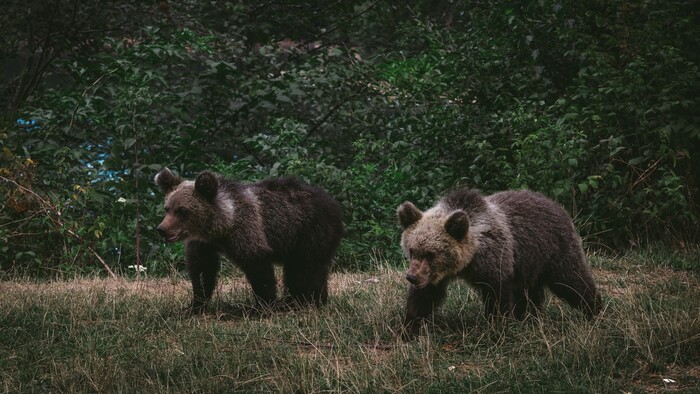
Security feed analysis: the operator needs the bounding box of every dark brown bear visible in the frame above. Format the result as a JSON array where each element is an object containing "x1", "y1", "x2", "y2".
[
  {"x1": 397, "y1": 188, "x2": 602, "y2": 336},
  {"x1": 155, "y1": 168, "x2": 344, "y2": 312}
]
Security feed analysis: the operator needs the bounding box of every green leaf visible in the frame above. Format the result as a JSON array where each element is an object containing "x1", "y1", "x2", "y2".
[
  {"x1": 609, "y1": 146, "x2": 625, "y2": 157},
  {"x1": 628, "y1": 157, "x2": 645, "y2": 166},
  {"x1": 123, "y1": 138, "x2": 137, "y2": 149}
]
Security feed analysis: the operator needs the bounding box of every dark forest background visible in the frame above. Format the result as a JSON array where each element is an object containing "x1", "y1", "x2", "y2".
[{"x1": 1, "y1": 0, "x2": 698, "y2": 276}]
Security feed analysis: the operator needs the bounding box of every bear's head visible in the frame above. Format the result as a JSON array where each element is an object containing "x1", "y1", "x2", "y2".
[
  {"x1": 155, "y1": 168, "x2": 230, "y2": 243},
  {"x1": 397, "y1": 201, "x2": 475, "y2": 288}
]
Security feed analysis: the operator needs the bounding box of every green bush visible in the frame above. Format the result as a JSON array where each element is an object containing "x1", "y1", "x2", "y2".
[{"x1": 1, "y1": 0, "x2": 697, "y2": 276}]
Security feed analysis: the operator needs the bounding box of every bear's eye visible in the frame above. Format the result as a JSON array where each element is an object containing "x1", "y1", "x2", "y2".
[
  {"x1": 174, "y1": 207, "x2": 188, "y2": 218},
  {"x1": 164, "y1": 206, "x2": 170, "y2": 213},
  {"x1": 425, "y1": 251, "x2": 435, "y2": 261}
]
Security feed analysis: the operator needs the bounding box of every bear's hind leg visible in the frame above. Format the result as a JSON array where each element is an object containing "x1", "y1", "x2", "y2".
[
  {"x1": 513, "y1": 288, "x2": 527, "y2": 320},
  {"x1": 548, "y1": 270, "x2": 601, "y2": 319},
  {"x1": 283, "y1": 257, "x2": 330, "y2": 307},
  {"x1": 185, "y1": 240, "x2": 221, "y2": 314},
  {"x1": 528, "y1": 286, "x2": 546, "y2": 314}
]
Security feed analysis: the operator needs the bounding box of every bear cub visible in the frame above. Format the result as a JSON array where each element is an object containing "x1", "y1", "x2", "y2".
[
  {"x1": 397, "y1": 188, "x2": 602, "y2": 336},
  {"x1": 155, "y1": 168, "x2": 344, "y2": 313}
]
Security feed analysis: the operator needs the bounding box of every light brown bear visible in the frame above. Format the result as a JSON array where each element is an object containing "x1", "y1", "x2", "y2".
[
  {"x1": 155, "y1": 168, "x2": 344, "y2": 313},
  {"x1": 397, "y1": 188, "x2": 602, "y2": 336}
]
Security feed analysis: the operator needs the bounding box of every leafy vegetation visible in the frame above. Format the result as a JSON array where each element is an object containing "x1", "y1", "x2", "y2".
[
  {"x1": 1, "y1": 0, "x2": 698, "y2": 274},
  {"x1": 1, "y1": 252, "x2": 698, "y2": 392}
]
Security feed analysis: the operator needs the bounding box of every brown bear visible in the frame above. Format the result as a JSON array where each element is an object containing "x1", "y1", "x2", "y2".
[
  {"x1": 155, "y1": 168, "x2": 344, "y2": 313},
  {"x1": 397, "y1": 188, "x2": 602, "y2": 336}
]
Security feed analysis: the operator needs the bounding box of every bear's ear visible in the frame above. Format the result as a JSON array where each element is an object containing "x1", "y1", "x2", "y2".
[
  {"x1": 445, "y1": 210, "x2": 469, "y2": 241},
  {"x1": 397, "y1": 202, "x2": 423, "y2": 229},
  {"x1": 194, "y1": 171, "x2": 218, "y2": 200},
  {"x1": 154, "y1": 167, "x2": 182, "y2": 194}
]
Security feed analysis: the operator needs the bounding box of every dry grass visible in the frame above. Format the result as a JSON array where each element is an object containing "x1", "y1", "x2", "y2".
[{"x1": 0, "y1": 252, "x2": 698, "y2": 393}]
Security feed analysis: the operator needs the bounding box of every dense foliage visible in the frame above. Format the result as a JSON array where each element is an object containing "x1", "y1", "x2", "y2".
[{"x1": 1, "y1": 0, "x2": 698, "y2": 275}]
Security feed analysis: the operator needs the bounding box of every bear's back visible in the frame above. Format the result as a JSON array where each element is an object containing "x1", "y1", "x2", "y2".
[
  {"x1": 252, "y1": 177, "x2": 344, "y2": 256},
  {"x1": 254, "y1": 177, "x2": 341, "y2": 220},
  {"x1": 487, "y1": 190, "x2": 582, "y2": 277},
  {"x1": 486, "y1": 190, "x2": 574, "y2": 235}
]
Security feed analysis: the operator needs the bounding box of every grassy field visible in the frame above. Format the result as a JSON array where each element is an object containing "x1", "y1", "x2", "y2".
[{"x1": 1, "y1": 249, "x2": 699, "y2": 393}]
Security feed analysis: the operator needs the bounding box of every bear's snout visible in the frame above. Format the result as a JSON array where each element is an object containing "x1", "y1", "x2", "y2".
[
  {"x1": 405, "y1": 271, "x2": 429, "y2": 288},
  {"x1": 157, "y1": 225, "x2": 179, "y2": 243},
  {"x1": 405, "y1": 261, "x2": 431, "y2": 289},
  {"x1": 157, "y1": 226, "x2": 167, "y2": 239}
]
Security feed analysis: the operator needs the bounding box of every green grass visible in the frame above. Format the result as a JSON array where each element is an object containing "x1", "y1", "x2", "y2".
[{"x1": 1, "y1": 251, "x2": 699, "y2": 393}]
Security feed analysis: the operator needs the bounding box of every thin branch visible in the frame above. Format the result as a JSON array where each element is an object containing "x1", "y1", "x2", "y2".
[
  {"x1": 69, "y1": 70, "x2": 116, "y2": 130},
  {"x1": 306, "y1": 99, "x2": 347, "y2": 137},
  {"x1": 132, "y1": 106, "x2": 143, "y2": 278}
]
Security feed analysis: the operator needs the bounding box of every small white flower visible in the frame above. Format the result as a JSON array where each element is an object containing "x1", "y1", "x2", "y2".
[
  {"x1": 448, "y1": 366, "x2": 456, "y2": 372},
  {"x1": 117, "y1": 197, "x2": 127, "y2": 203}
]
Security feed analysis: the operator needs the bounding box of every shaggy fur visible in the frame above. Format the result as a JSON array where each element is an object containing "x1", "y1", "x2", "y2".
[
  {"x1": 397, "y1": 188, "x2": 602, "y2": 337},
  {"x1": 155, "y1": 168, "x2": 344, "y2": 312}
]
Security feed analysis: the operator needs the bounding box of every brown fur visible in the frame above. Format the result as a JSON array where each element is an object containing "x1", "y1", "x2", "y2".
[
  {"x1": 397, "y1": 188, "x2": 602, "y2": 337},
  {"x1": 155, "y1": 168, "x2": 344, "y2": 312}
]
